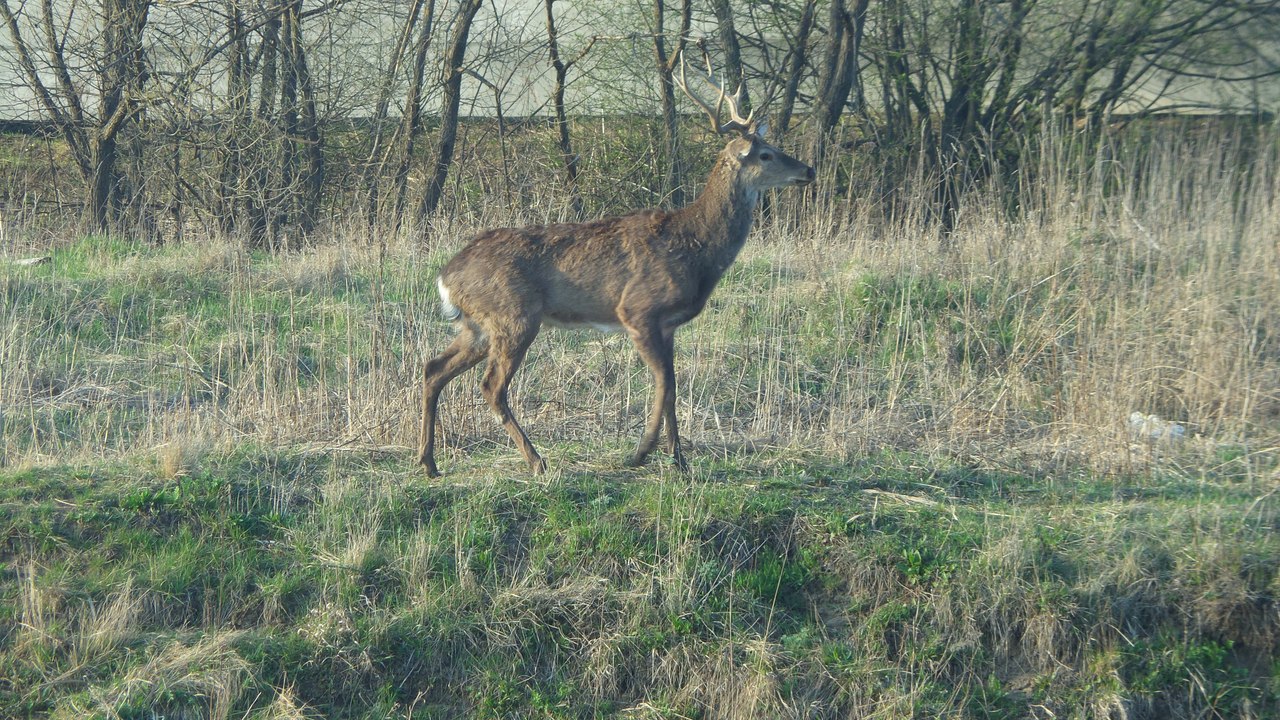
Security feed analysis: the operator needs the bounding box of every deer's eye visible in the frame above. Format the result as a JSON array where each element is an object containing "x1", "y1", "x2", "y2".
[{"x1": 759, "y1": 152, "x2": 773, "y2": 162}]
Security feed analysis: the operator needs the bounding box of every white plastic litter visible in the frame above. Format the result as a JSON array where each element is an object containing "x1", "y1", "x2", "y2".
[{"x1": 1128, "y1": 411, "x2": 1186, "y2": 442}]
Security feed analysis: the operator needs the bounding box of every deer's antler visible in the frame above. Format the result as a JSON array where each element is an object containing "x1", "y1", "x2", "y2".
[{"x1": 674, "y1": 51, "x2": 755, "y2": 137}]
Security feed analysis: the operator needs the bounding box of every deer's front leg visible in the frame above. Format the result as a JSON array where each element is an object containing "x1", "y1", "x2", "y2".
[
  {"x1": 625, "y1": 320, "x2": 681, "y2": 469},
  {"x1": 660, "y1": 326, "x2": 686, "y2": 470}
]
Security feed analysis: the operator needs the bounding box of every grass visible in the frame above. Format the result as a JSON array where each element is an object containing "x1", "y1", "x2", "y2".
[
  {"x1": 1, "y1": 124, "x2": 1278, "y2": 717},
  {"x1": 1, "y1": 449, "x2": 1274, "y2": 718}
]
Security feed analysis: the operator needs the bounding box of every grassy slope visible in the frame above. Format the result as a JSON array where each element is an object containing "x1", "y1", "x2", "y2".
[
  {"x1": 2, "y1": 445, "x2": 1275, "y2": 719},
  {"x1": 2, "y1": 127, "x2": 1279, "y2": 718}
]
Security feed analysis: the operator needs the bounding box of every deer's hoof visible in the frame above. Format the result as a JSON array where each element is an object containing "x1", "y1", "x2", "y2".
[
  {"x1": 530, "y1": 457, "x2": 548, "y2": 475},
  {"x1": 672, "y1": 452, "x2": 689, "y2": 473},
  {"x1": 418, "y1": 453, "x2": 441, "y2": 478}
]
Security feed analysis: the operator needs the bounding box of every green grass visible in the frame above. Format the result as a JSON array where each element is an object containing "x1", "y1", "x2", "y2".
[{"x1": 2, "y1": 447, "x2": 1275, "y2": 718}]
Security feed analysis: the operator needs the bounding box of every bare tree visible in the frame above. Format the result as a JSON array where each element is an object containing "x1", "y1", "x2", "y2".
[
  {"x1": 4, "y1": 0, "x2": 1275, "y2": 246},
  {"x1": 279, "y1": 0, "x2": 323, "y2": 236},
  {"x1": 0, "y1": 0, "x2": 152, "y2": 231},
  {"x1": 814, "y1": 0, "x2": 869, "y2": 161},
  {"x1": 651, "y1": 0, "x2": 692, "y2": 206},
  {"x1": 416, "y1": 0, "x2": 484, "y2": 222},
  {"x1": 775, "y1": 0, "x2": 817, "y2": 139},
  {"x1": 215, "y1": 0, "x2": 252, "y2": 237},
  {"x1": 707, "y1": 0, "x2": 749, "y2": 114},
  {"x1": 831, "y1": 0, "x2": 1280, "y2": 227},
  {"x1": 388, "y1": 0, "x2": 440, "y2": 230},
  {"x1": 206, "y1": 0, "x2": 325, "y2": 246},
  {"x1": 95, "y1": 0, "x2": 151, "y2": 229},
  {"x1": 545, "y1": 0, "x2": 597, "y2": 217},
  {"x1": 362, "y1": 0, "x2": 431, "y2": 228}
]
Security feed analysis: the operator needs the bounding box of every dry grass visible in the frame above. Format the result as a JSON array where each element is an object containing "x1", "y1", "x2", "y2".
[
  {"x1": 55, "y1": 631, "x2": 250, "y2": 720},
  {"x1": 3, "y1": 126, "x2": 1276, "y2": 480}
]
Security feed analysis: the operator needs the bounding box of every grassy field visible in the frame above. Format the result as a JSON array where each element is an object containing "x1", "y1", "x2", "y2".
[{"x1": 1, "y1": 125, "x2": 1278, "y2": 718}]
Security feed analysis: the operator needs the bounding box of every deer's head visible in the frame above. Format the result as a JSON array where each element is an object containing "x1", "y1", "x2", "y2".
[{"x1": 675, "y1": 55, "x2": 815, "y2": 192}]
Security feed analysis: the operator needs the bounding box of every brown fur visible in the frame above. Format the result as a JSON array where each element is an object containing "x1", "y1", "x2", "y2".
[{"x1": 418, "y1": 133, "x2": 814, "y2": 476}]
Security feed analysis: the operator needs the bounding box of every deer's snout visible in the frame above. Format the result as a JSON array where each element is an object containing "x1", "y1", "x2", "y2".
[{"x1": 796, "y1": 165, "x2": 816, "y2": 185}]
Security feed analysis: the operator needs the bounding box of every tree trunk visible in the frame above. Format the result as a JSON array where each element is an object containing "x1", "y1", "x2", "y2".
[
  {"x1": 776, "y1": 0, "x2": 816, "y2": 138},
  {"x1": 545, "y1": 0, "x2": 593, "y2": 217},
  {"x1": 813, "y1": 0, "x2": 867, "y2": 168},
  {"x1": 364, "y1": 0, "x2": 428, "y2": 227},
  {"x1": 652, "y1": 0, "x2": 691, "y2": 207},
  {"x1": 277, "y1": 2, "x2": 300, "y2": 243},
  {"x1": 708, "y1": 0, "x2": 749, "y2": 115},
  {"x1": 549, "y1": 59, "x2": 582, "y2": 215},
  {"x1": 815, "y1": 0, "x2": 868, "y2": 137},
  {"x1": 257, "y1": 7, "x2": 280, "y2": 119},
  {"x1": 982, "y1": 0, "x2": 1028, "y2": 131},
  {"x1": 92, "y1": 0, "x2": 150, "y2": 231},
  {"x1": 390, "y1": 0, "x2": 438, "y2": 230},
  {"x1": 416, "y1": 0, "x2": 484, "y2": 222},
  {"x1": 936, "y1": 0, "x2": 987, "y2": 231},
  {"x1": 877, "y1": 0, "x2": 931, "y2": 149},
  {"x1": 237, "y1": 3, "x2": 282, "y2": 246},
  {"x1": 284, "y1": 0, "x2": 323, "y2": 234},
  {"x1": 88, "y1": 137, "x2": 119, "y2": 231},
  {"x1": 217, "y1": 0, "x2": 250, "y2": 237}
]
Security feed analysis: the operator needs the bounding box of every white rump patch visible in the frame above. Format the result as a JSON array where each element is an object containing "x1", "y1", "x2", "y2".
[{"x1": 437, "y1": 277, "x2": 462, "y2": 321}]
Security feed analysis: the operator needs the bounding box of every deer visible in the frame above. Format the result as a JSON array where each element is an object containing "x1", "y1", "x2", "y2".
[{"x1": 417, "y1": 57, "x2": 815, "y2": 477}]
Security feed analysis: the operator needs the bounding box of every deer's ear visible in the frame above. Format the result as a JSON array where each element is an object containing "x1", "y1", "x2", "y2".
[{"x1": 752, "y1": 120, "x2": 769, "y2": 140}]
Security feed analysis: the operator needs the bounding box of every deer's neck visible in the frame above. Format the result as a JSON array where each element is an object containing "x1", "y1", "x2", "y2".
[{"x1": 676, "y1": 154, "x2": 759, "y2": 262}]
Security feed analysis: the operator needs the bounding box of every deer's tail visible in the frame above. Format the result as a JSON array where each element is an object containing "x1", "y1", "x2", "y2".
[{"x1": 437, "y1": 277, "x2": 462, "y2": 322}]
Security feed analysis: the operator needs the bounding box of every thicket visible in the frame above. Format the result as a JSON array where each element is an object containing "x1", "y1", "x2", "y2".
[{"x1": 1, "y1": 0, "x2": 1276, "y2": 239}]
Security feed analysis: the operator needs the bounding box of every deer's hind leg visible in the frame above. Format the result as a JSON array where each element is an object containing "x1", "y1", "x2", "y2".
[
  {"x1": 419, "y1": 322, "x2": 488, "y2": 477},
  {"x1": 480, "y1": 320, "x2": 547, "y2": 475}
]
